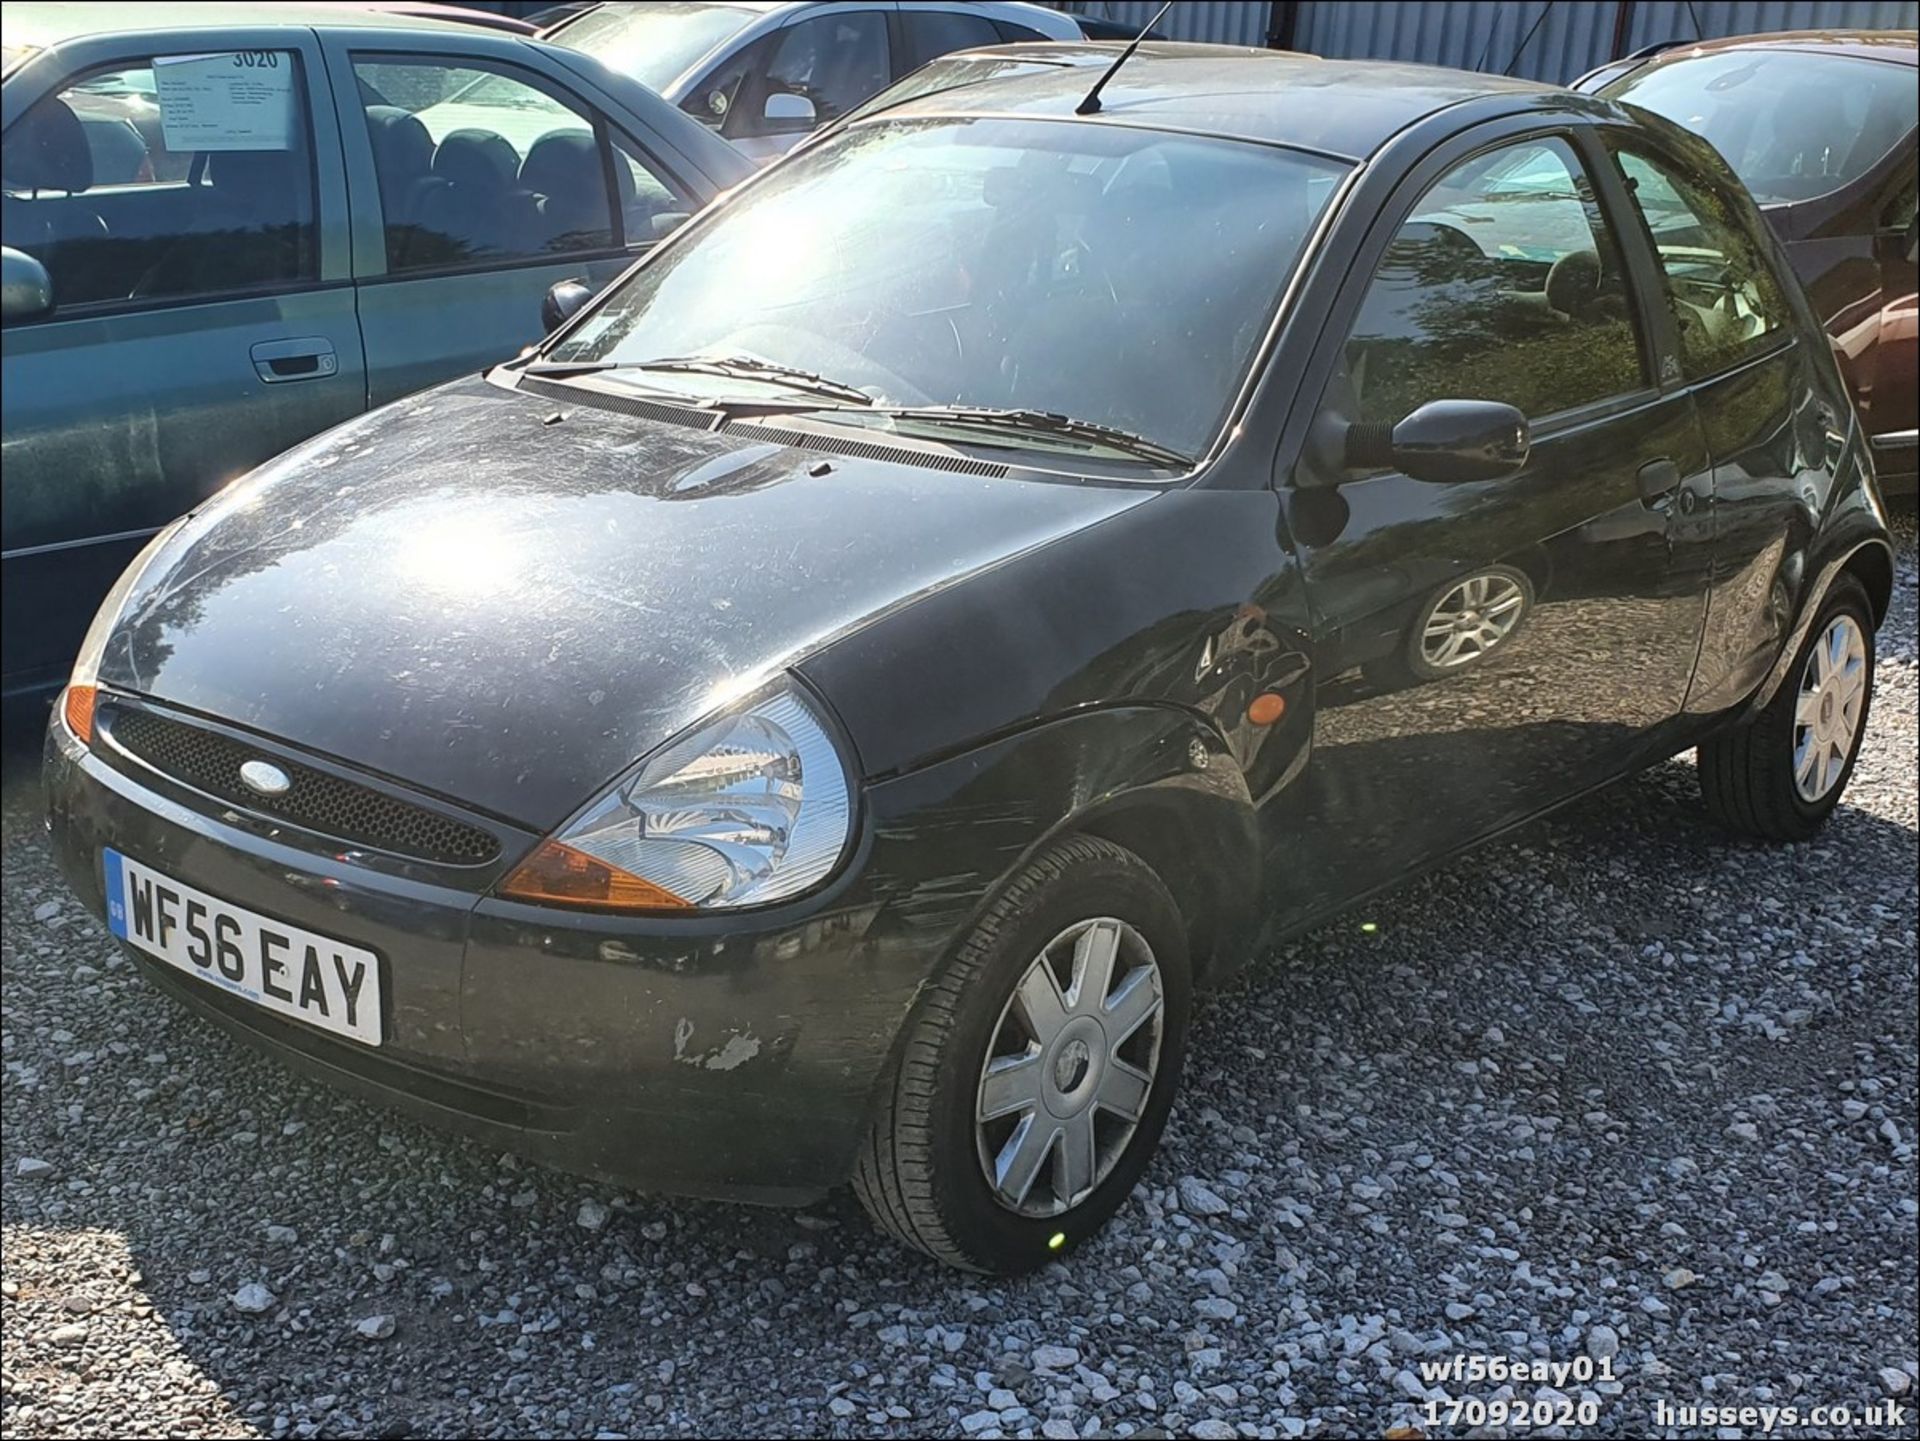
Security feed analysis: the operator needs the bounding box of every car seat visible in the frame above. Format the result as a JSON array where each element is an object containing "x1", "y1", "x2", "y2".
[
  {"x1": 364, "y1": 105, "x2": 446, "y2": 268},
  {"x1": 413, "y1": 129, "x2": 531, "y2": 264},
  {"x1": 517, "y1": 130, "x2": 616, "y2": 254},
  {"x1": 0, "y1": 96, "x2": 111, "y2": 303},
  {"x1": 131, "y1": 148, "x2": 311, "y2": 297}
]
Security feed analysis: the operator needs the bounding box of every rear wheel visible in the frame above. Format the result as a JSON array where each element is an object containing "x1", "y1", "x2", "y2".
[
  {"x1": 1699, "y1": 576, "x2": 1875, "y2": 842},
  {"x1": 853, "y1": 836, "x2": 1190, "y2": 1273}
]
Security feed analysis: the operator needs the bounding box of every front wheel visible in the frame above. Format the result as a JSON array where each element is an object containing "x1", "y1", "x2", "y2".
[
  {"x1": 1698, "y1": 575, "x2": 1875, "y2": 842},
  {"x1": 853, "y1": 836, "x2": 1190, "y2": 1273}
]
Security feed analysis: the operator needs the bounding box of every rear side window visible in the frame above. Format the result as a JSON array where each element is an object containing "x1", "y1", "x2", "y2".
[
  {"x1": 1610, "y1": 144, "x2": 1792, "y2": 380},
  {"x1": 991, "y1": 20, "x2": 1051, "y2": 43},
  {"x1": 351, "y1": 56, "x2": 688, "y2": 274},
  {"x1": 0, "y1": 51, "x2": 316, "y2": 309},
  {"x1": 897, "y1": 10, "x2": 1004, "y2": 72},
  {"x1": 1340, "y1": 136, "x2": 1647, "y2": 426}
]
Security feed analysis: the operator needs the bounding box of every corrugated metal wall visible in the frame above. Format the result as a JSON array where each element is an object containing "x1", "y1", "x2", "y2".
[
  {"x1": 1625, "y1": 1, "x2": 1918, "y2": 50},
  {"x1": 1053, "y1": 1, "x2": 1274, "y2": 47},
  {"x1": 1289, "y1": 1, "x2": 1621, "y2": 80},
  {"x1": 1050, "y1": 2, "x2": 1918, "y2": 78}
]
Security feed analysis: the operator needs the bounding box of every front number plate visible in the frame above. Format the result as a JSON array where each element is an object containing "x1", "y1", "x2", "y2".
[{"x1": 104, "y1": 848, "x2": 383, "y2": 1046}]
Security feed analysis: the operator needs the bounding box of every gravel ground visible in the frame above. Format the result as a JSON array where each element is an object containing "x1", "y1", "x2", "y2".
[{"x1": 3, "y1": 515, "x2": 1915, "y2": 1440}]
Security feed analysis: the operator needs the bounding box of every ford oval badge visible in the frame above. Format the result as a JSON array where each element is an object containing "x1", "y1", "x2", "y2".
[{"x1": 239, "y1": 759, "x2": 291, "y2": 797}]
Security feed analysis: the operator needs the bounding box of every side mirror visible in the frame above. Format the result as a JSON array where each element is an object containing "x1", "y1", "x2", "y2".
[
  {"x1": 540, "y1": 278, "x2": 593, "y2": 334},
  {"x1": 763, "y1": 91, "x2": 817, "y2": 130},
  {"x1": 1, "y1": 246, "x2": 54, "y2": 324},
  {"x1": 1346, "y1": 399, "x2": 1530, "y2": 484}
]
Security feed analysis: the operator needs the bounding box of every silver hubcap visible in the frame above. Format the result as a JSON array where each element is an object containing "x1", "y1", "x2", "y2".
[
  {"x1": 1793, "y1": 613, "x2": 1868, "y2": 802},
  {"x1": 975, "y1": 918, "x2": 1164, "y2": 1217},
  {"x1": 1422, "y1": 573, "x2": 1527, "y2": 669}
]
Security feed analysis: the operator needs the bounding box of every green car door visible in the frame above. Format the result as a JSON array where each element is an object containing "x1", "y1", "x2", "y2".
[
  {"x1": 1, "y1": 26, "x2": 366, "y2": 696},
  {"x1": 321, "y1": 34, "x2": 709, "y2": 408}
]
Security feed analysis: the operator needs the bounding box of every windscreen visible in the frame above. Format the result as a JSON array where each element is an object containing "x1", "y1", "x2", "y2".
[
  {"x1": 548, "y1": 2, "x2": 759, "y2": 93},
  {"x1": 1606, "y1": 50, "x2": 1917, "y2": 204},
  {"x1": 549, "y1": 117, "x2": 1348, "y2": 462}
]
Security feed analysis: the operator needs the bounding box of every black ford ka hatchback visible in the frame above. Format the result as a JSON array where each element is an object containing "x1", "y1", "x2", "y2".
[{"x1": 47, "y1": 45, "x2": 1894, "y2": 1273}]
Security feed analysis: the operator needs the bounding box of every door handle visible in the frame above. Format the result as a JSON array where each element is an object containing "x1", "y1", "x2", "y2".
[
  {"x1": 1636, "y1": 458, "x2": 1681, "y2": 508},
  {"x1": 251, "y1": 337, "x2": 338, "y2": 384}
]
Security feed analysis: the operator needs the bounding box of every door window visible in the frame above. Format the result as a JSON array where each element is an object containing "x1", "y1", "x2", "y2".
[
  {"x1": 897, "y1": 10, "x2": 1004, "y2": 73},
  {"x1": 1340, "y1": 137, "x2": 1647, "y2": 428},
  {"x1": 754, "y1": 11, "x2": 889, "y2": 133},
  {"x1": 351, "y1": 56, "x2": 687, "y2": 273},
  {"x1": 1, "y1": 51, "x2": 316, "y2": 309},
  {"x1": 1610, "y1": 144, "x2": 1791, "y2": 380}
]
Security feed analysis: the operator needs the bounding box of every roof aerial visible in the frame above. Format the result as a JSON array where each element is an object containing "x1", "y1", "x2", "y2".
[{"x1": 1075, "y1": 0, "x2": 1174, "y2": 115}]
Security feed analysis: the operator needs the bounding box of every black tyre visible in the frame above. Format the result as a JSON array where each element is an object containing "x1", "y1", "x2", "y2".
[
  {"x1": 1699, "y1": 575, "x2": 1875, "y2": 842},
  {"x1": 853, "y1": 835, "x2": 1190, "y2": 1273}
]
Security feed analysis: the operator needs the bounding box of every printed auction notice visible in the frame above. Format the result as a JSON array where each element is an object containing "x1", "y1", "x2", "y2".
[{"x1": 153, "y1": 51, "x2": 296, "y2": 152}]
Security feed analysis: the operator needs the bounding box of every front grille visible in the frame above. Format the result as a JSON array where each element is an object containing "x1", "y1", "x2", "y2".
[{"x1": 107, "y1": 708, "x2": 499, "y2": 866}]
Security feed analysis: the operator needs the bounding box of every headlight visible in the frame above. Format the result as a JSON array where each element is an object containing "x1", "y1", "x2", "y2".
[
  {"x1": 500, "y1": 681, "x2": 853, "y2": 913},
  {"x1": 61, "y1": 519, "x2": 188, "y2": 744}
]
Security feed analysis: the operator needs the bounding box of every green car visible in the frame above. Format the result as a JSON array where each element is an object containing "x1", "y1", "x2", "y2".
[{"x1": 1, "y1": 2, "x2": 750, "y2": 698}]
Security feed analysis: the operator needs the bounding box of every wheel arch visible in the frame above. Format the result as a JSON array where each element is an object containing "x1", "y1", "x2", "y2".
[
  {"x1": 1747, "y1": 534, "x2": 1895, "y2": 715},
  {"x1": 1068, "y1": 781, "x2": 1263, "y2": 990},
  {"x1": 1841, "y1": 537, "x2": 1895, "y2": 628}
]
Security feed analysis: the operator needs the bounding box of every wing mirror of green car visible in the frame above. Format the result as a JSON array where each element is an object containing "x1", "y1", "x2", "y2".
[{"x1": 1, "y1": 246, "x2": 54, "y2": 324}]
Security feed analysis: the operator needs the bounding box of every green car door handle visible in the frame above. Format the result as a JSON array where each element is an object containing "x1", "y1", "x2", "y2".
[{"x1": 250, "y1": 338, "x2": 338, "y2": 384}]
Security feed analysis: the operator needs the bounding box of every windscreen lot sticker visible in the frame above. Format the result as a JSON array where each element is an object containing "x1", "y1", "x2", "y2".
[
  {"x1": 104, "y1": 848, "x2": 381, "y2": 1045},
  {"x1": 153, "y1": 52, "x2": 296, "y2": 152}
]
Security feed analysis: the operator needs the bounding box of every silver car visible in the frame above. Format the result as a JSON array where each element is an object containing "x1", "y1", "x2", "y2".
[{"x1": 541, "y1": 0, "x2": 1082, "y2": 163}]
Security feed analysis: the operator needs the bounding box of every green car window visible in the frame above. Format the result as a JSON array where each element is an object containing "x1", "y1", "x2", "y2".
[{"x1": 1, "y1": 50, "x2": 317, "y2": 309}]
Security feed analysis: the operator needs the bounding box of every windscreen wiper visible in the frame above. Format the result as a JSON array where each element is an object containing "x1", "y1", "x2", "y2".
[
  {"x1": 519, "y1": 358, "x2": 624, "y2": 378},
  {"x1": 865, "y1": 405, "x2": 1193, "y2": 469},
  {"x1": 626, "y1": 355, "x2": 874, "y2": 406}
]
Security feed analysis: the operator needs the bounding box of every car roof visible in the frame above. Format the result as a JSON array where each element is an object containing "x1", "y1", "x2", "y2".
[
  {"x1": 3, "y1": 0, "x2": 481, "y2": 51},
  {"x1": 1631, "y1": 29, "x2": 1917, "y2": 68},
  {"x1": 867, "y1": 43, "x2": 1567, "y2": 162}
]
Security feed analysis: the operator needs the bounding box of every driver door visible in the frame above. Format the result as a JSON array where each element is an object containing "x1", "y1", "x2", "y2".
[{"x1": 1275, "y1": 127, "x2": 1716, "y2": 907}]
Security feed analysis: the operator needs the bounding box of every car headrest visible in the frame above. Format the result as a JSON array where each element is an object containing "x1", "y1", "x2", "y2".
[
  {"x1": 366, "y1": 105, "x2": 434, "y2": 181},
  {"x1": 1545, "y1": 248, "x2": 1602, "y2": 316},
  {"x1": 518, "y1": 130, "x2": 606, "y2": 201},
  {"x1": 4, "y1": 96, "x2": 93, "y2": 193},
  {"x1": 433, "y1": 129, "x2": 518, "y2": 191}
]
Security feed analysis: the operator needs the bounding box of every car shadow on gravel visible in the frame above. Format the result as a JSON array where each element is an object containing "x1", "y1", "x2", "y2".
[{"x1": 4, "y1": 646, "x2": 1915, "y2": 1435}]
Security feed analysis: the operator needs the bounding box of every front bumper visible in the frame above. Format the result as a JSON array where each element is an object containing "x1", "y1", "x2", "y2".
[{"x1": 43, "y1": 710, "x2": 963, "y2": 1205}]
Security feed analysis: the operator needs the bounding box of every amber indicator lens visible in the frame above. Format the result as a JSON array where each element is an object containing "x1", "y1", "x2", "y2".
[
  {"x1": 62, "y1": 684, "x2": 98, "y2": 745},
  {"x1": 499, "y1": 839, "x2": 690, "y2": 912},
  {"x1": 1247, "y1": 692, "x2": 1287, "y2": 726}
]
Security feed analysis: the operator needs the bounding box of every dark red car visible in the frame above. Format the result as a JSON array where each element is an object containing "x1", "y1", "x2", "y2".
[{"x1": 1580, "y1": 32, "x2": 1917, "y2": 496}]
